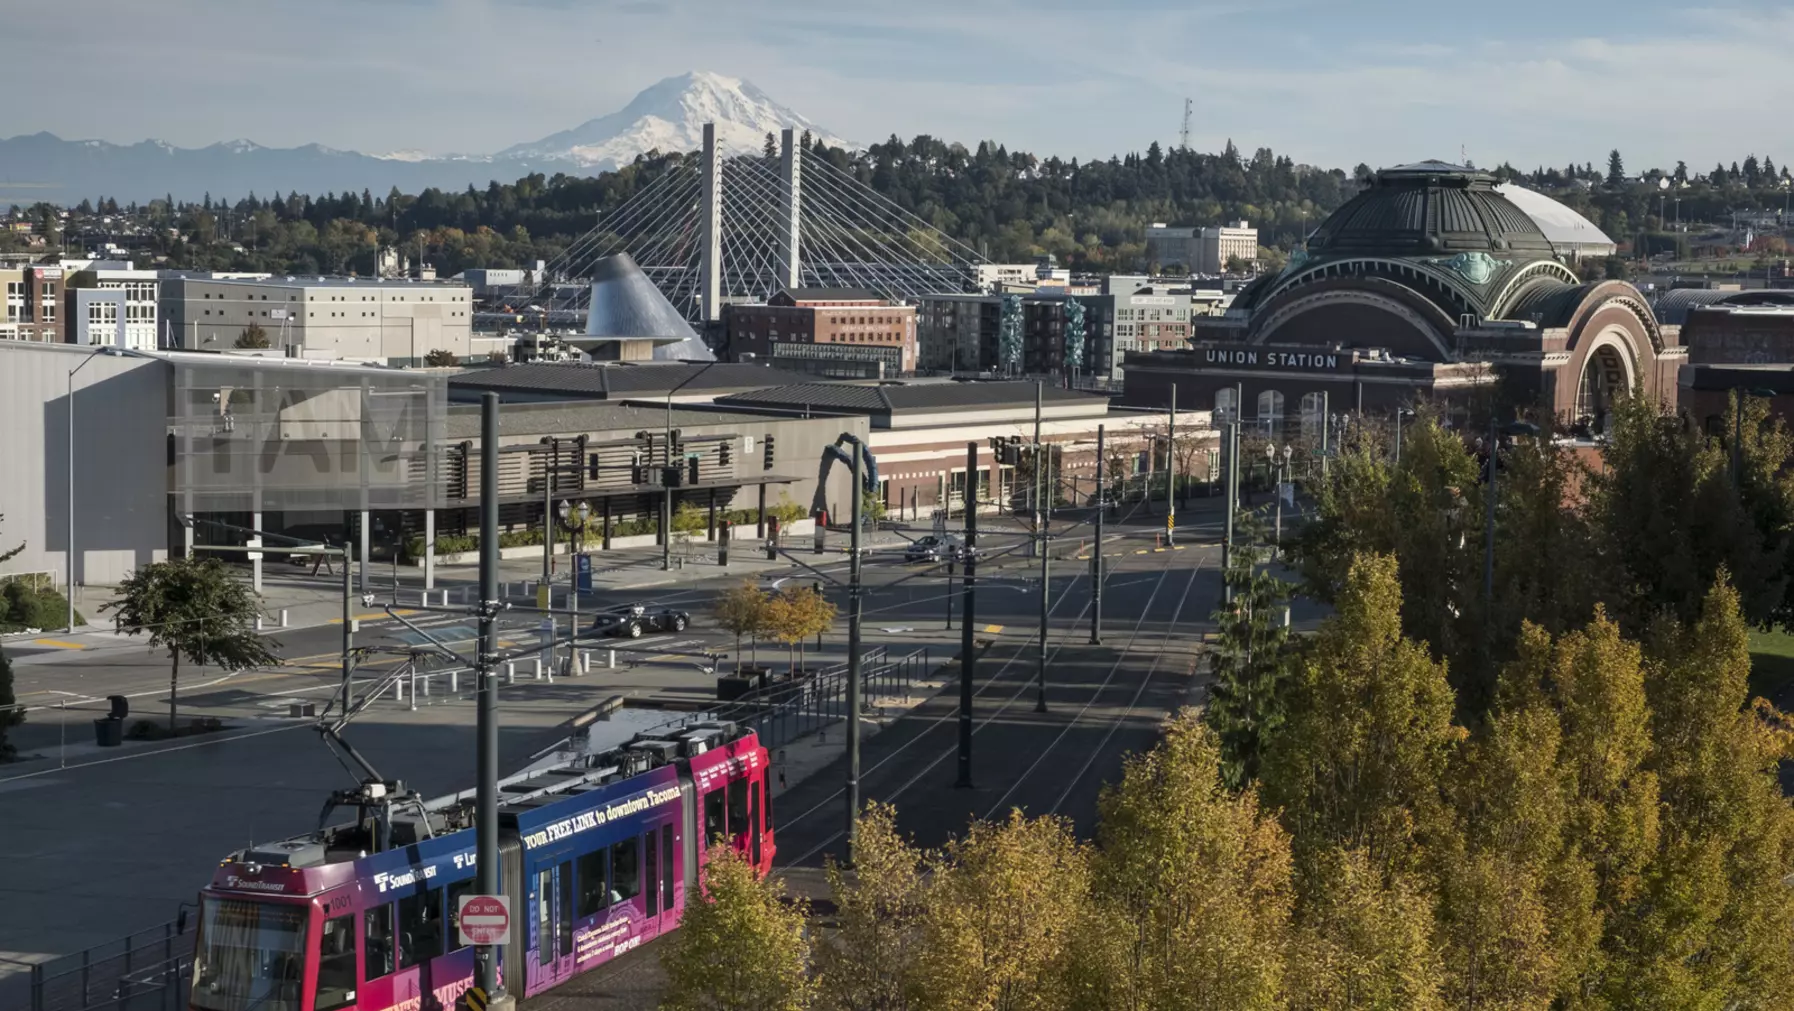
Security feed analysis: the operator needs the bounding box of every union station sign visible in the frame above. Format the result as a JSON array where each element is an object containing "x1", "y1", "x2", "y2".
[{"x1": 1202, "y1": 347, "x2": 1346, "y2": 371}]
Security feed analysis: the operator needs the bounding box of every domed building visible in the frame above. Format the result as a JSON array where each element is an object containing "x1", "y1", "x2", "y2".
[{"x1": 1123, "y1": 161, "x2": 1680, "y2": 433}]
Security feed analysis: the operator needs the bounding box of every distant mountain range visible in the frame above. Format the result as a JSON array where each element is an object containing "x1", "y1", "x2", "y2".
[{"x1": 0, "y1": 72, "x2": 851, "y2": 205}]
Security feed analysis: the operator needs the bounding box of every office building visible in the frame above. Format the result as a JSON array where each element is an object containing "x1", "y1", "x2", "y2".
[
  {"x1": 0, "y1": 264, "x2": 63, "y2": 342},
  {"x1": 160, "y1": 275, "x2": 474, "y2": 364},
  {"x1": 1145, "y1": 221, "x2": 1260, "y2": 274},
  {"x1": 723, "y1": 288, "x2": 917, "y2": 376}
]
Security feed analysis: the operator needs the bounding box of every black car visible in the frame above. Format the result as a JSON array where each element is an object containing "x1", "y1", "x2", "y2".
[{"x1": 591, "y1": 603, "x2": 690, "y2": 638}]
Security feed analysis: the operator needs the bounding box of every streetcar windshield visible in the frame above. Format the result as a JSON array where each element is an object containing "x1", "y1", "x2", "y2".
[{"x1": 189, "y1": 898, "x2": 308, "y2": 1011}]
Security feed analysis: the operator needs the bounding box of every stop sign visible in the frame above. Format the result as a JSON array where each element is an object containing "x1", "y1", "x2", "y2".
[{"x1": 457, "y1": 894, "x2": 510, "y2": 946}]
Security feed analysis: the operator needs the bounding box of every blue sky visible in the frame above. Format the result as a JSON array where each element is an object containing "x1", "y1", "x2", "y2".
[{"x1": 2, "y1": 0, "x2": 1788, "y2": 173}]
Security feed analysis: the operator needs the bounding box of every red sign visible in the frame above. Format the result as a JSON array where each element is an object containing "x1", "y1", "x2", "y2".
[{"x1": 457, "y1": 895, "x2": 510, "y2": 946}]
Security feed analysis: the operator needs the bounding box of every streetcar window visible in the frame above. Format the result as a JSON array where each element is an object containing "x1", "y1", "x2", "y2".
[
  {"x1": 314, "y1": 913, "x2": 356, "y2": 1011},
  {"x1": 661, "y1": 825, "x2": 676, "y2": 911},
  {"x1": 763, "y1": 778, "x2": 774, "y2": 830},
  {"x1": 398, "y1": 886, "x2": 443, "y2": 969},
  {"x1": 364, "y1": 904, "x2": 395, "y2": 980},
  {"x1": 645, "y1": 831, "x2": 660, "y2": 917},
  {"x1": 558, "y1": 861, "x2": 573, "y2": 958},
  {"x1": 750, "y1": 783, "x2": 762, "y2": 865},
  {"x1": 704, "y1": 789, "x2": 726, "y2": 842},
  {"x1": 728, "y1": 778, "x2": 748, "y2": 835},
  {"x1": 611, "y1": 837, "x2": 641, "y2": 903},
  {"x1": 445, "y1": 880, "x2": 474, "y2": 951},
  {"x1": 577, "y1": 849, "x2": 608, "y2": 918},
  {"x1": 537, "y1": 870, "x2": 553, "y2": 966},
  {"x1": 190, "y1": 899, "x2": 307, "y2": 1011}
]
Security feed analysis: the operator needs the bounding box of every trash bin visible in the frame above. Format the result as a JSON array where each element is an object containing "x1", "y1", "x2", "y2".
[
  {"x1": 107, "y1": 694, "x2": 129, "y2": 721},
  {"x1": 93, "y1": 717, "x2": 124, "y2": 747}
]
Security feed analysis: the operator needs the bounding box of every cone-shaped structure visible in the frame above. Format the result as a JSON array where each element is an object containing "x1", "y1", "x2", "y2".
[{"x1": 584, "y1": 252, "x2": 714, "y2": 361}]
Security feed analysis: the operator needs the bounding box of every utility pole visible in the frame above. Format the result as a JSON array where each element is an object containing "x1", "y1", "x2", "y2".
[
  {"x1": 956, "y1": 442, "x2": 978, "y2": 788},
  {"x1": 474, "y1": 393, "x2": 503, "y2": 1006},
  {"x1": 1032, "y1": 381, "x2": 1043, "y2": 558},
  {"x1": 1090, "y1": 425, "x2": 1104, "y2": 645},
  {"x1": 340, "y1": 538, "x2": 355, "y2": 714},
  {"x1": 844, "y1": 450, "x2": 865, "y2": 862},
  {"x1": 1223, "y1": 415, "x2": 1240, "y2": 605},
  {"x1": 1035, "y1": 440, "x2": 1050, "y2": 714}
]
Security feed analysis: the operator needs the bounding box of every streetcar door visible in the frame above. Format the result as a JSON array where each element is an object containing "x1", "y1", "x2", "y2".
[
  {"x1": 749, "y1": 778, "x2": 763, "y2": 869},
  {"x1": 533, "y1": 862, "x2": 572, "y2": 989}
]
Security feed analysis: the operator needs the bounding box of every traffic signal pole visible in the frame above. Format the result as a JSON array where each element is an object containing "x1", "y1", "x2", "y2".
[
  {"x1": 475, "y1": 393, "x2": 504, "y2": 1006},
  {"x1": 956, "y1": 442, "x2": 978, "y2": 788}
]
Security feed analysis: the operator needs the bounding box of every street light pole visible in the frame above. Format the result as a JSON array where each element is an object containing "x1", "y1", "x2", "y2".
[
  {"x1": 1090, "y1": 424, "x2": 1105, "y2": 645},
  {"x1": 956, "y1": 442, "x2": 978, "y2": 789},
  {"x1": 845, "y1": 449, "x2": 864, "y2": 862},
  {"x1": 1035, "y1": 446, "x2": 1050, "y2": 715}
]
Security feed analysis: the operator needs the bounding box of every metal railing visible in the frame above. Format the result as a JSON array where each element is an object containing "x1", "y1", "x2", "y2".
[
  {"x1": 642, "y1": 646, "x2": 933, "y2": 751},
  {"x1": 16, "y1": 919, "x2": 193, "y2": 1011}
]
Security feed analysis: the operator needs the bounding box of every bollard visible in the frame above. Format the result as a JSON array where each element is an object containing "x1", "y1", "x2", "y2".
[
  {"x1": 422, "y1": 674, "x2": 431, "y2": 698},
  {"x1": 441, "y1": 589, "x2": 451, "y2": 607},
  {"x1": 506, "y1": 660, "x2": 516, "y2": 684},
  {"x1": 581, "y1": 650, "x2": 591, "y2": 675},
  {"x1": 607, "y1": 649, "x2": 616, "y2": 669},
  {"x1": 280, "y1": 609, "x2": 288, "y2": 627},
  {"x1": 408, "y1": 672, "x2": 417, "y2": 711},
  {"x1": 256, "y1": 616, "x2": 264, "y2": 631},
  {"x1": 533, "y1": 657, "x2": 543, "y2": 680},
  {"x1": 421, "y1": 590, "x2": 430, "y2": 606},
  {"x1": 450, "y1": 670, "x2": 459, "y2": 693}
]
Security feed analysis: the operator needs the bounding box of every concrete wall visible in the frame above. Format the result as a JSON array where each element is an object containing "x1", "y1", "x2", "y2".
[{"x1": 0, "y1": 344, "x2": 171, "y2": 589}]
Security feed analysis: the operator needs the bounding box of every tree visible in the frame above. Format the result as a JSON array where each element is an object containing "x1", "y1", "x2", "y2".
[
  {"x1": 1606, "y1": 150, "x2": 1626, "y2": 188},
  {"x1": 100, "y1": 556, "x2": 279, "y2": 730},
  {"x1": 233, "y1": 323, "x2": 271, "y2": 349},
  {"x1": 0, "y1": 642, "x2": 20, "y2": 760},
  {"x1": 661, "y1": 845, "x2": 814, "y2": 1011},
  {"x1": 1224, "y1": 253, "x2": 1248, "y2": 274},
  {"x1": 672, "y1": 501, "x2": 709, "y2": 535},
  {"x1": 818, "y1": 804, "x2": 926, "y2": 1011},
  {"x1": 423, "y1": 349, "x2": 459, "y2": 367},
  {"x1": 912, "y1": 811, "x2": 1092, "y2": 1011},
  {"x1": 1609, "y1": 577, "x2": 1794, "y2": 1006},
  {"x1": 1093, "y1": 710, "x2": 1293, "y2": 1010},
  {"x1": 1261, "y1": 553, "x2": 1463, "y2": 877},
  {"x1": 1285, "y1": 847, "x2": 1447, "y2": 1011},
  {"x1": 1206, "y1": 509, "x2": 1293, "y2": 787},
  {"x1": 714, "y1": 581, "x2": 768, "y2": 671},
  {"x1": 761, "y1": 585, "x2": 835, "y2": 671},
  {"x1": 763, "y1": 132, "x2": 778, "y2": 160}
]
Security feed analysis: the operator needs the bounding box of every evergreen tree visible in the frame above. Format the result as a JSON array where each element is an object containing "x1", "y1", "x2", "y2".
[
  {"x1": 1606, "y1": 150, "x2": 1626, "y2": 187},
  {"x1": 1206, "y1": 508, "x2": 1293, "y2": 788},
  {"x1": 1092, "y1": 711, "x2": 1293, "y2": 1010}
]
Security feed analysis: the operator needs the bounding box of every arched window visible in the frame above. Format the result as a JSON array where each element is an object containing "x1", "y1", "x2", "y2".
[
  {"x1": 1214, "y1": 387, "x2": 1237, "y2": 424},
  {"x1": 1258, "y1": 390, "x2": 1285, "y2": 437},
  {"x1": 1300, "y1": 392, "x2": 1326, "y2": 436}
]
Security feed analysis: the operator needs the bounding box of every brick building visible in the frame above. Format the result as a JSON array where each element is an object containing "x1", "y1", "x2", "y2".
[
  {"x1": 0, "y1": 264, "x2": 63, "y2": 342},
  {"x1": 723, "y1": 288, "x2": 918, "y2": 376}
]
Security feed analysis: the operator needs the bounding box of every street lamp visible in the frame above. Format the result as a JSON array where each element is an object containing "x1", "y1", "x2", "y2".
[
  {"x1": 1264, "y1": 443, "x2": 1293, "y2": 553},
  {"x1": 1393, "y1": 406, "x2": 1415, "y2": 464},
  {"x1": 557, "y1": 499, "x2": 593, "y2": 671},
  {"x1": 67, "y1": 346, "x2": 126, "y2": 632}
]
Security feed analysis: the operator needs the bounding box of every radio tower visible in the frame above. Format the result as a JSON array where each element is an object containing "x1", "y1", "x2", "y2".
[{"x1": 1180, "y1": 98, "x2": 1193, "y2": 151}]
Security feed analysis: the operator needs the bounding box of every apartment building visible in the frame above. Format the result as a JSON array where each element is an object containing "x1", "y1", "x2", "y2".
[
  {"x1": 62, "y1": 259, "x2": 159, "y2": 349},
  {"x1": 1106, "y1": 275, "x2": 1193, "y2": 355},
  {"x1": 916, "y1": 292, "x2": 1122, "y2": 380},
  {"x1": 0, "y1": 264, "x2": 63, "y2": 342}
]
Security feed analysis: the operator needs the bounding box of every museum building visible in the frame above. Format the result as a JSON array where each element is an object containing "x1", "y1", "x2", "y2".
[{"x1": 1122, "y1": 161, "x2": 1680, "y2": 433}]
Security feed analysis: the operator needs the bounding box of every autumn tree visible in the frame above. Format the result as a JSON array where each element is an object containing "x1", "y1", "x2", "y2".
[
  {"x1": 1093, "y1": 710, "x2": 1292, "y2": 1010},
  {"x1": 714, "y1": 581, "x2": 769, "y2": 671},
  {"x1": 661, "y1": 846, "x2": 814, "y2": 1011},
  {"x1": 817, "y1": 804, "x2": 927, "y2": 1011},
  {"x1": 1607, "y1": 577, "x2": 1794, "y2": 1006},
  {"x1": 1285, "y1": 847, "x2": 1447, "y2": 1011},
  {"x1": 1205, "y1": 509, "x2": 1293, "y2": 788},
  {"x1": 761, "y1": 585, "x2": 836, "y2": 671},
  {"x1": 233, "y1": 323, "x2": 271, "y2": 349},
  {"x1": 422, "y1": 348, "x2": 459, "y2": 367},
  {"x1": 912, "y1": 811, "x2": 1092, "y2": 1011},
  {"x1": 1261, "y1": 552, "x2": 1463, "y2": 877},
  {"x1": 100, "y1": 556, "x2": 280, "y2": 731}
]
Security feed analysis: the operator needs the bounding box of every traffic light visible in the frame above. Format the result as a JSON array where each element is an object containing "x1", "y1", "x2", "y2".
[
  {"x1": 688, "y1": 455, "x2": 700, "y2": 486},
  {"x1": 719, "y1": 439, "x2": 733, "y2": 468},
  {"x1": 763, "y1": 434, "x2": 776, "y2": 471}
]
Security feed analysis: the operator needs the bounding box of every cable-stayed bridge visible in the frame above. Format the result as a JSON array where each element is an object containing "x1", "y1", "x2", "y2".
[{"x1": 533, "y1": 126, "x2": 987, "y2": 324}]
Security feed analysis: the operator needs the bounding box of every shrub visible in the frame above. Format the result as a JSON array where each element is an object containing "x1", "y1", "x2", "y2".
[{"x1": 1, "y1": 582, "x2": 81, "y2": 631}]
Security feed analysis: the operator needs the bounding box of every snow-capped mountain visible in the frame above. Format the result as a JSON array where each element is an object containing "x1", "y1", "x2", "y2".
[
  {"x1": 0, "y1": 72, "x2": 850, "y2": 203},
  {"x1": 498, "y1": 71, "x2": 850, "y2": 169}
]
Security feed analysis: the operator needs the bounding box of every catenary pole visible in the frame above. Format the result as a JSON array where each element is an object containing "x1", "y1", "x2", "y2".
[
  {"x1": 1090, "y1": 424, "x2": 1105, "y2": 645},
  {"x1": 1167, "y1": 386, "x2": 1177, "y2": 545},
  {"x1": 1035, "y1": 441, "x2": 1050, "y2": 714},
  {"x1": 956, "y1": 442, "x2": 978, "y2": 788},
  {"x1": 845, "y1": 449, "x2": 864, "y2": 861},
  {"x1": 475, "y1": 393, "x2": 502, "y2": 1002}
]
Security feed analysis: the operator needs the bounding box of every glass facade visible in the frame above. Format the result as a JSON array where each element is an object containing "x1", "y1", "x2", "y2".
[{"x1": 170, "y1": 358, "x2": 446, "y2": 514}]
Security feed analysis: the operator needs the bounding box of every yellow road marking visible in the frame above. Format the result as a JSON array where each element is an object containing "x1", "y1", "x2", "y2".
[
  {"x1": 29, "y1": 638, "x2": 87, "y2": 650},
  {"x1": 328, "y1": 609, "x2": 420, "y2": 625},
  {"x1": 1134, "y1": 549, "x2": 1149, "y2": 555},
  {"x1": 1153, "y1": 547, "x2": 1167, "y2": 553},
  {"x1": 1174, "y1": 546, "x2": 1187, "y2": 551},
  {"x1": 983, "y1": 624, "x2": 1004, "y2": 634}
]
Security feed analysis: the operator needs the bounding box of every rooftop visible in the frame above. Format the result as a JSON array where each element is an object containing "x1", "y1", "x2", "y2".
[
  {"x1": 448, "y1": 361, "x2": 816, "y2": 399},
  {"x1": 715, "y1": 380, "x2": 1106, "y2": 415},
  {"x1": 777, "y1": 287, "x2": 885, "y2": 303},
  {"x1": 172, "y1": 275, "x2": 470, "y2": 289},
  {"x1": 443, "y1": 400, "x2": 774, "y2": 439}
]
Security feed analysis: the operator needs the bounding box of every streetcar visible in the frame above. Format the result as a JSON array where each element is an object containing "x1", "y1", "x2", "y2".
[{"x1": 187, "y1": 721, "x2": 774, "y2": 1011}]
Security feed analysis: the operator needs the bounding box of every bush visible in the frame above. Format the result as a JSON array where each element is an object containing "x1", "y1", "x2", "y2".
[
  {"x1": 0, "y1": 581, "x2": 81, "y2": 632},
  {"x1": 0, "y1": 647, "x2": 21, "y2": 760}
]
